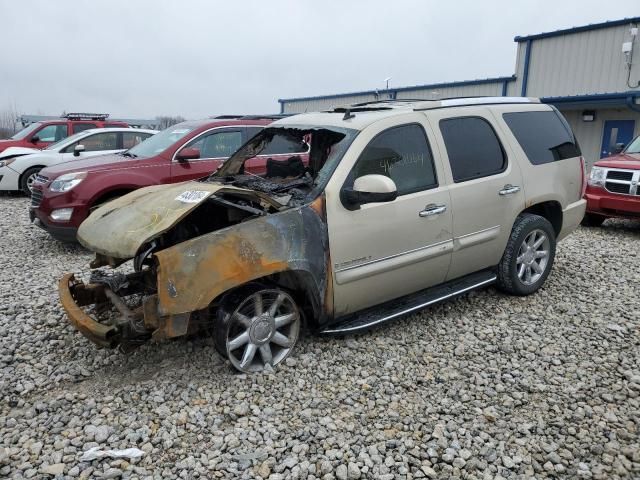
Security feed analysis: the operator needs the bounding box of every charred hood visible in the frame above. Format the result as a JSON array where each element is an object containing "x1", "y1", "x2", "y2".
[{"x1": 77, "y1": 181, "x2": 286, "y2": 260}]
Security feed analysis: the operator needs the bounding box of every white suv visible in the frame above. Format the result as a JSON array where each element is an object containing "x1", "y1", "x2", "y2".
[{"x1": 59, "y1": 97, "x2": 586, "y2": 372}]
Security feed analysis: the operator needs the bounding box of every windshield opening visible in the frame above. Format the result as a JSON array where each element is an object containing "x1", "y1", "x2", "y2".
[
  {"x1": 625, "y1": 135, "x2": 640, "y2": 154},
  {"x1": 209, "y1": 126, "x2": 358, "y2": 206},
  {"x1": 10, "y1": 122, "x2": 42, "y2": 140},
  {"x1": 126, "y1": 123, "x2": 195, "y2": 158}
]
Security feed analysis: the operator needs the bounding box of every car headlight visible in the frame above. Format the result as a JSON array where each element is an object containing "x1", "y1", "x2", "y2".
[
  {"x1": 50, "y1": 172, "x2": 87, "y2": 192},
  {"x1": 588, "y1": 166, "x2": 606, "y2": 187},
  {"x1": 0, "y1": 159, "x2": 16, "y2": 168}
]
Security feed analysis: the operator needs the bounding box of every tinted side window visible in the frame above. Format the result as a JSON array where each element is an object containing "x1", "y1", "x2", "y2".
[
  {"x1": 503, "y1": 110, "x2": 581, "y2": 164},
  {"x1": 122, "y1": 131, "x2": 152, "y2": 149},
  {"x1": 439, "y1": 117, "x2": 506, "y2": 183},
  {"x1": 72, "y1": 123, "x2": 97, "y2": 134},
  {"x1": 77, "y1": 132, "x2": 119, "y2": 152},
  {"x1": 200, "y1": 131, "x2": 243, "y2": 158},
  {"x1": 352, "y1": 124, "x2": 437, "y2": 195},
  {"x1": 35, "y1": 124, "x2": 67, "y2": 142}
]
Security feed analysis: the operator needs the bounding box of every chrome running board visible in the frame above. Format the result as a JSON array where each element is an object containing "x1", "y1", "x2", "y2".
[{"x1": 321, "y1": 270, "x2": 496, "y2": 335}]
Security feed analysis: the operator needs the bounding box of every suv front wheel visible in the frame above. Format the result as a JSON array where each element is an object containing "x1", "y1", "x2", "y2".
[
  {"x1": 496, "y1": 214, "x2": 557, "y2": 296},
  {"x1": 214, "y1": 285, "x2": 302, "y2": 373}
]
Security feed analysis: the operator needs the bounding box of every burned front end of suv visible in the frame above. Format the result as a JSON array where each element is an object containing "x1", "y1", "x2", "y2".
[{"x1": 58, "y1": 125, "x2": 356, "y2": 351}]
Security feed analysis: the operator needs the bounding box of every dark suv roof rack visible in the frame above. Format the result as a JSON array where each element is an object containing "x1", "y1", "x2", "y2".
[{"x1": 63, "y1": 112, "x2": 110, "y2": 120}]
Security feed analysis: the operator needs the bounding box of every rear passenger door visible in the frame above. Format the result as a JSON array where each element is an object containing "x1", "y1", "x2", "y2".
[{"x1": 429, "y1": 109, "x2": 525, "y2": 281}]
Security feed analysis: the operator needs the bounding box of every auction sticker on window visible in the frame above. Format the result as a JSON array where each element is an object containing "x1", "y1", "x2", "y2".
[{"x1": 175, "y1": 190, "x2": 210, "y2": 203}]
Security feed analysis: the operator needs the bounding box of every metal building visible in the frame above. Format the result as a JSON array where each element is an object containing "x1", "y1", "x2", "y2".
[{"x1": 278, "y1": 17, "x2": 640, "y2": 167}]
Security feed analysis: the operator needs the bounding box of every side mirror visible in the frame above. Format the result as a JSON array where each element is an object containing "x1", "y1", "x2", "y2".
[
  {"x1": 341, "y1": 174, "x2": 398, "y2": 209},
  {"x1": 73, "y1": 144, "x2": 85, "y2": 156},
  {"x1": 30, "y1": 135, "x2": 40, "y2": 144},
  {"x1": 613, "y1": 143, "x2": 626, "y2": 154},
  {"x1": 176, "y1": 147, "x2": 200, "y2": 162}
]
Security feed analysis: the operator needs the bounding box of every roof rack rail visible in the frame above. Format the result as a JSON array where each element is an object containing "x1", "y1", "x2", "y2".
[
  {"x1": 210, "y1": 114, "x2": 293, "y2": 120},
  {"x1": 62, "y1": 112, "x2": 110, "y2": 120}
]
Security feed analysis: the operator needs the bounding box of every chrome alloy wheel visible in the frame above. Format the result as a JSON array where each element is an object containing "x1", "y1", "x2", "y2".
[
  {"x1": 225, "y1": 290, "x2": 300, "y2": 373},
  {"x1": 516, "y1": 229, "x2": 550, "y2": 286},
  {"x1": 26, "y1": 172, "x2": 38, "y2": 193}
]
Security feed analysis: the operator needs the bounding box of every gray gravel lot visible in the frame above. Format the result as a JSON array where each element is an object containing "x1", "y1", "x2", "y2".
[{"x1": 0, "y1": 195, "x2": 639, "y2": 479}]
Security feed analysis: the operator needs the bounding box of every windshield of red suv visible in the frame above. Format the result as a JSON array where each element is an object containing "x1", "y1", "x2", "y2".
[
  {"x1": 625, "y1": 136, "x2": 640, "y2": 154},
  {"x1": 125, "y1": 123, "x2": 195, "y2": 158},
  {"x1": 10, "y1": 122, "x2": 42, "y2": 140}
]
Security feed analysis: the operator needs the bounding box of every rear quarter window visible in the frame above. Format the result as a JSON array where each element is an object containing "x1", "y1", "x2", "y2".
[{"x1": 502, "y1": 110, "x2": 581, "y2": 165}]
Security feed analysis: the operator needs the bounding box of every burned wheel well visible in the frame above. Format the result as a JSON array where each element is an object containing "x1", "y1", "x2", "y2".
[
  {"x1": 522, "y1": 201, "x2": 562, "y2": 237},
  {"x1": 213, "y1": 270, "x2": 322, "y2": 330}
]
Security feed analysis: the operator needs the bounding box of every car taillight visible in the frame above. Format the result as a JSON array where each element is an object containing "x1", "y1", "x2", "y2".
[{"x1": 580, "y1": 156, "x2": 587, "y2": 197}]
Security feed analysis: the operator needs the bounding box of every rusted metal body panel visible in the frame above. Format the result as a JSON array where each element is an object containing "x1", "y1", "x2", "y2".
[
  {"x1": 154, "y1": 200, "x2": 330, "y2": 318},
  {"x1": 60, "y1": 193, "x2": 332, "y2": 347},
  {"x1": 78, "y1": 181, "x2": 283, "y2": 260},
  {"x1": 58, "y1": 273, "x2": 119, "y2": 348}
]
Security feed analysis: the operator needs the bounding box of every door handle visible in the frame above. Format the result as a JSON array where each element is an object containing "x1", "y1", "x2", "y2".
[
  {"x1": 419, "y1": 204, "x2": 447, "y2": 217},
  {"x1": 499, "y1": 184, "x2": 521, "y2": 196}
]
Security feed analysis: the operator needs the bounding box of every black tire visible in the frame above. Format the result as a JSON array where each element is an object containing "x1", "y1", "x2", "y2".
[
  {"x1": 214, "y1": 283, "x2": 302, "y2": 373},
  {"x1": 20, "y1": 167, "x2": 42, "y2": 195},
  {"x1": 496, "y1": 213, "x2": 557, "y2": 296},
  {"x1": 581, "y1": 213, "x2": 606, "y2": 227}
]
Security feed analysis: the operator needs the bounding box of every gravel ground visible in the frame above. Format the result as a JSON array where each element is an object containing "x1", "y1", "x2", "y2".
[{"x1": 0, "y1": 194, "x2": 639, "y2": 480}]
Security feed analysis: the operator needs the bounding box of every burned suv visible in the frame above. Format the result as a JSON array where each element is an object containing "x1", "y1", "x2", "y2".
[{"x1": 59, "y1": 98, "x2": 586, "y2": 372}]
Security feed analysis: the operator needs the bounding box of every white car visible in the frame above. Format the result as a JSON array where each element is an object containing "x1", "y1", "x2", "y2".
[{"x1": 0, "y1": 128, "x2": 157, "y2": 193}]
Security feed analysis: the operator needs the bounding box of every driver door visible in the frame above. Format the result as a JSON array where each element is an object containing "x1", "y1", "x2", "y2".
[
  {"x1": 325, "y1": 116, "x2": 453, "y2": 316},
  {"x1": 171, "y1": 128, "x2": 243, "y2": 182}
]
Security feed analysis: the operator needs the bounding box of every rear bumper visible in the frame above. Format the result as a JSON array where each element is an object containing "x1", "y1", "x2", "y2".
[
  {"x1": 585, "y1": 188, "x2": 640, "y2": 218},
  {"x1": 558, "y1": 199, "x2": 586, "y2": 241}
]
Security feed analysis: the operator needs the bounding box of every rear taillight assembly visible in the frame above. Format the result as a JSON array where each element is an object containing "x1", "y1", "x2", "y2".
[{"x1": 580, "y1": 156, "x2": 587, "y2": 197}]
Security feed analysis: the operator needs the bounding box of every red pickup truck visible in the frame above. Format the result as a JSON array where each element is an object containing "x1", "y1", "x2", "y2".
[
  {"x1": 583, "y1": 135, "x2": 640, "y2": 226},
  {"x1": 30, "y1": 116, "x2": 307, "y2": 241},
  {"x1": 1, "y1": 113, "x2": 127, "y2": 153}
]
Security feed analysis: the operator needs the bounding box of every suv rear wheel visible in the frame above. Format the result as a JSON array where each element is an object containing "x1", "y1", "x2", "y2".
[
  {"x1": 214, "y1": 285, "x2": 301, "y2": 373},
  {"x1": 496, "y1": 213, "x2": 556, "y2": 296}
]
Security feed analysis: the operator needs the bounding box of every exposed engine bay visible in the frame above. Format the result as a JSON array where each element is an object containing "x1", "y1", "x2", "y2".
[{"x1": 61, "y1": 125, "x2": 356, "y2": 352}]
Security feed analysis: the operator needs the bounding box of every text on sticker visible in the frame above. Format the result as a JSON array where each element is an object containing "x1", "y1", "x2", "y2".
[{"x1": 175, "y1": 191, "x2": 209, "y2": 203}]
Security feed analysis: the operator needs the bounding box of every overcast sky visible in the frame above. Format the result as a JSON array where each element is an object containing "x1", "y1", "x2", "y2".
[{"x1": 1, "y1": 1, "x2": 638, "y2": 119}]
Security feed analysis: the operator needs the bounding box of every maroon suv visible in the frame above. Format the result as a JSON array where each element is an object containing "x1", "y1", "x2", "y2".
[
  {"x1": 30, "y1": 116, "x2": 307, "y2": 241},
  {"x1": 1, "y1": 113, "x2": 127, "y2": 153}
]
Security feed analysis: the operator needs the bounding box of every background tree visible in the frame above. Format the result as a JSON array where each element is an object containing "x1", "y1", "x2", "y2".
[
  {"x1": 155, "y1": 115, "x2": 186, "y2": 129},
  {"x1": 0, "y1": 103, "x2": 20, "y2": 139}
]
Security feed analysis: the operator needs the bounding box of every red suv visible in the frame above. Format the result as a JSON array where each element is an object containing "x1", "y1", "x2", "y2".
[
  {"x1": 583, "y1": 135, "x2": 640, "y2": 226},
  {"x1": 30, "y1": 116, "x2": 307, "y2": 241},
  {"x1": 0, "y1": 113, "x2": 128, "y2": 153}
]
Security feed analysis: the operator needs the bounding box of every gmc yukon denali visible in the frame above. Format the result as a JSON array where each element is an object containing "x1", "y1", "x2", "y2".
[{"x1": 57, "y1": 97, "x2": 586, "y2": 373}]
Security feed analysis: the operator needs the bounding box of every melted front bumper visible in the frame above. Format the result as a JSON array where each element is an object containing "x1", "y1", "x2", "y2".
[{"x1": 58, "y1": 273, "x2": 120, "y2": 348}]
